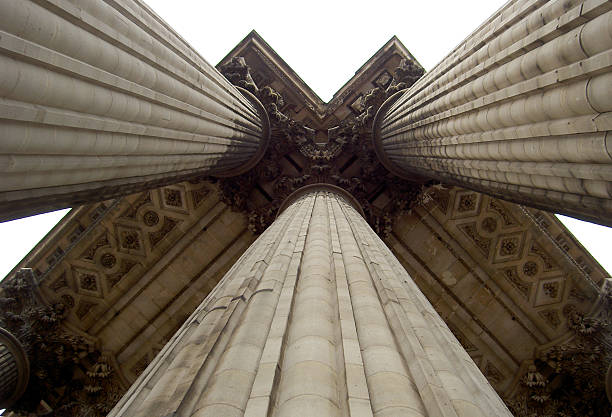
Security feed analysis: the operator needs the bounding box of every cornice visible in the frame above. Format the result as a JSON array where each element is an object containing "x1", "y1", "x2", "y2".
[
  {"x1": 217, "y1": 31, "x2": 424, "y2": 123},
  {"x1": 218, "y1": 30, "x2": 326, "y2": 116}
]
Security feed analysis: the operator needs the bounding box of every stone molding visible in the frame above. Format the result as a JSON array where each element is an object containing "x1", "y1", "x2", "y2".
[{"x1": 277, "y1": 183, "x2": 365, "y2": 217}]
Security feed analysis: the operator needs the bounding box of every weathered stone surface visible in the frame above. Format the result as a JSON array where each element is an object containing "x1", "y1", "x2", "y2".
[
  {"x1": 373, "y1": 0, "x2": 612, "y2": 226},
  {"x1": 0, "y1": 0, "x2": 269, "y2": 221},
  {"x1": 391, "y1": 184, "x2": 612, "y2": 415},
  {"x1": 109, "y1": 185, "x2": 513, "y2": 417},
  {"x1": 1, "y1": 11, "x2": 611, "y2": 416}
]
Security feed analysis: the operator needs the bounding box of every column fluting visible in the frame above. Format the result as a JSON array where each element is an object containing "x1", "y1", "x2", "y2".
[
  {"x1": 0, "y1": 327, "x2": 30, "y2": 409},
  {"x1": 108, "y1": 184, "x2": 512, "y2": 417},
  {"x1": 373, "y1": 0, "x2": 612, "y2": 226},
  {"x1": 0, "y1": 0, "x2": 269, "y2": 221}
]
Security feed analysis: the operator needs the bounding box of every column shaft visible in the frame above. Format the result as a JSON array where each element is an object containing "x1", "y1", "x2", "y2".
[
  {"x1": 0, "y1": 0, "x2": 268, "y2": 221},
  {"x1": 109, "y1": 185, "x2": 512, "y2": 417},
  {"x1": 0, "y1": 327, "x2": 29, "y2": 409},
  {"x1": 373, "y1": 0, "x2": 612, "y2": 226}
]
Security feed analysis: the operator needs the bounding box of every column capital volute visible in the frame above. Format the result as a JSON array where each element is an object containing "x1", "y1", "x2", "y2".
[{"x1": 277, "y1": 183, "x2": 365, "y2": 218}]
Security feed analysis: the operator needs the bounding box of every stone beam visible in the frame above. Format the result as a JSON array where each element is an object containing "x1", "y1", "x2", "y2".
[
  {"x1": 373, "y1": 0, "x2": 612, "y2": 226},
  {"x1": 109, "y1": 184, "x2": 512, "y2": 417},
  {"x1": 0, "y1": 0, "x2": 269, "y2": 222}
]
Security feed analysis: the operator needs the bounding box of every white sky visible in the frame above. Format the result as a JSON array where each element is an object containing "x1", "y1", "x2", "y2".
[{"x1": 0, "y1": 0, "x2": 610, "y2": 281}]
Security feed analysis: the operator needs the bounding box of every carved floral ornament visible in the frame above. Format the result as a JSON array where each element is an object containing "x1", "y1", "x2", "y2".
[
  {"x1": 217, "y1": 56, "x2": 427, "y2": 236},
  {"x1": 218, "y1": 58, "x2": 612, "y2": 415},
  {"x1": 508, "y1": 278, "x2": 612, "y2": 417},
  {"x1": 0, "y1": 269, "x2": 123, "y2": 416}
]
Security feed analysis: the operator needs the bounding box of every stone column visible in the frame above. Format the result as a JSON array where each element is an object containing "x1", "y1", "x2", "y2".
[
  {"x1": 373, "y1": 0, "x2": 612, "y2": 226},
  {"x1": 109, "y1": 184, "x2": 511, "y2": 417},
  {"x1": 0, "y1": 327, "x2": 29, "y2": 409},
  {"x1": 0, "y1": 0, "x2": 269, "y2": 222}
]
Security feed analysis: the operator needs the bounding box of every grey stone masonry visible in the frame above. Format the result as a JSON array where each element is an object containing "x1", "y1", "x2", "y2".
[
  {"x1": 373, "y1": 0, "x2": 612, "y2": 226},
  {"x1": 0, "y1": 0, "x2": 269, "y2": 221},
  {"x1": 109, "y1": 184, "x2": 512, "y2": 417}
]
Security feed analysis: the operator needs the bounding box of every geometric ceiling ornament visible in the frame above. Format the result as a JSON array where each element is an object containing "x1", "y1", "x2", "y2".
[
  {"x1": 74, "y1": 299, "x2": 98, "y2": 320},
  {"x1": 72, "y1": 266, "x2": 103, "y2": 299},
  {"x1": 148, "y1": 216, "x2": 181, "y2": 249},
  {"x1": 499, "y1": 266, "x2": 532, "y2": 300},
  {"x1": 99, "y1": 252, "x2": 118, "y2": 270},
  {"x1": 521, "y1": 260, "x2": 540, "y2": 279},
  {"x1": 492, "y1": 231, "x2": 526, "y2": 264},
  {"x1": 479, "y1": 215, "x2": 499, "y2": 235},
  {"x1": 452, "y1": 190, "x2": 482, "y2": 219},
  {"x1": 141, "y1": 210, "x2": 161, "y2": 229},
  {"x1": 159, "y1": 185, "x2": 189, "y2": 214},
  {"x1": 106, "y1": 259, "x2": 138, "y2": 289},
  {"x1": 190, "y1": 185, "x2": 211, "y2": 208},
  {"x1": 533, "y1": 276, "x2": 566, "y2": 308},
  {"x1": 424, "y1": 185, "x2": 451, "y2": 215},
  {"x1": 48, "y1": 271, "x2": 71, "y2": 293},
  {"x1": 80, "y1": 232, "x2": 111, "y2": 262},
  {"x1": 487, "y1": 199, "x2": 517, "y2": 229},
  {"x1": 529, "y1": 242, "x2": 558, "y2": 272},
  {"x1": 457, "y1": 221, "x2": 492, "y2": 258},
  {"x1": 115, "y1": 224, "x2": 146, "y2": 257},
  {"x1": 121, "y1": 192, "x2": 153, "y2": 220},
  {"x1": 537, "y1": 308, "x2": 562, "y2": 329}
]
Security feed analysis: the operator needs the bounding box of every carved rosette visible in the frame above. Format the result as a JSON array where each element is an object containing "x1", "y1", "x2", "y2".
[{"x1": 218, "y1": 57, "x2": 427, "y2": 236}]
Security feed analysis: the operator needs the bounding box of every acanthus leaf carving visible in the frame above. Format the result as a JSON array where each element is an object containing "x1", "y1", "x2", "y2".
[
  {"x1": 0, "y1": 269, "x2": 125, "y2": 416},
  {"x1": 218, "y1": 57, "x2": 427, "y2": 238},
  {"x1": 508, "y1": 281, "x2": 612, "y2": 417}
]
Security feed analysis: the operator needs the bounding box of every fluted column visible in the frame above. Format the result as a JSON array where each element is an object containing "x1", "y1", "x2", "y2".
[
  {"x1": 109, "y1": 184, "x2": 511, "y2": 417},
  {"x1": 0, "y1": 328, "x2": 29, "y2": 409},
  {"x1": 373, "y1": 0, "x2": 612, "y2": 226},
  {"x1": 0, "y1": 0, "x2": 269, "y2": 222}
]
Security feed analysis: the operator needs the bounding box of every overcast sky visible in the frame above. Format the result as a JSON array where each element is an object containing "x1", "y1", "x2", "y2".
[{"x1": 0, "y1": 0, "x2": 610, "y2": 281}]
